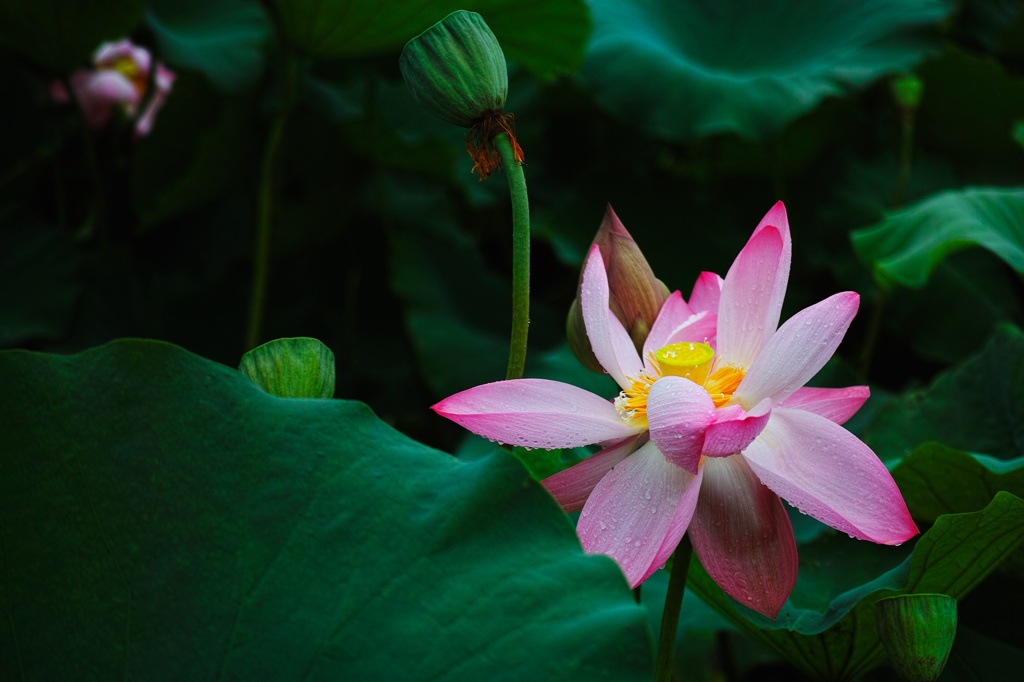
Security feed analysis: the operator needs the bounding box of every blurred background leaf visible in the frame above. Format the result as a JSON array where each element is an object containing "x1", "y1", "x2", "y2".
[
  {"x1": 145, "y1": 0, "x2": 271, "y2": 91},
  {"x1": 270, "y1": 0, "x2": 591, "y2": 78},
  {"x1": 581, "y1": 0, "x2": 953, "y2": 140},
  {"x1": 863, "y1": 325, "x2": 1024, "y2": 461},
  {"x1": 852, "y1": 187, "x2": 1024, "y2": 288}
]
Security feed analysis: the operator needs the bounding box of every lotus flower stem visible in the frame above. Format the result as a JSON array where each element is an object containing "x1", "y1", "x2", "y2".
[
  {"x1": 63, "y1": 76, "x2": 105, "y2": 239},
  {"x1": 656, "y1": 537, "x2": 692, "y2": 682},
  {"x1": 246, "y1": 56, "x2": 298, "y2": 351},
  {"x1": 495, "y1": 131, "x2": 530, "y2": 380}
]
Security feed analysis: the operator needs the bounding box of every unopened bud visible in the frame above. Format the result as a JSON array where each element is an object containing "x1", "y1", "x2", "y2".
[
  {"x1": 240, "y1": 337, "x2": 336, "y2": 399},
  {"x1": 875, "y1": 593, "x2": 957, "y2": 682},
  {"x1": 400, "y1": 11, "x2": 507, "y2": 128},
  {"x1": 1012, "y1": 119, "x2": 1024, "y2": 152},
  {"x1": 568, "y1": 206, "x2": 669, "y2": 371},
  {"x1": 891, "y1": 74, "x2": 924, "y2": 114}
]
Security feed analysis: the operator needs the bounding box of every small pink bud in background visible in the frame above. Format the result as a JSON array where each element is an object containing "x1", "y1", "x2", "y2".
[
  {"x1": 51, "y1": 39, "x2": 176, "y2": 138},
  {"x1": 568, "y1": 205, "x2": 670, "y2": 371}
]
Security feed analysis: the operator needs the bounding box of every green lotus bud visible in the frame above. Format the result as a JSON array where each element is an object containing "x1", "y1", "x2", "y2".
[
  {"x1": 891, "y1": 74, "x2": 924, "y2": 113},
  {"x1": 875, "y1": 593, "x2": 957, "y2": 682},
  {"x1": 240, "y1": 337, "x2": 335, "y2": 399},
  {"x1": 1012, "y1": 119, "x2": 1024, "y2": 151},
  {"x1": 400, "y1": 10, "x2": 508, "y2": 128},
  {"x1": 568, "y1": 205, "x2": 670, "y2": 372}
]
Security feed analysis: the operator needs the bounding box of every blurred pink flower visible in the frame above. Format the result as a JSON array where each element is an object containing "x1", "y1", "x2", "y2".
[
  {"x1": 433, "y1": 202, "x2": 918, "y2": 618},
  {"x1": 52, "y1": 39, "x2": 175, "y2": 138}
]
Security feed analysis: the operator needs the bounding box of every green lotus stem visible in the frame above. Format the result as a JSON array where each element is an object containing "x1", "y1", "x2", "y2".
[
  {"x1": 896, "y1": 115, "x2": 915, "y2": 207},
  {"x1": 656, "y1": 538, "x2": 693, "y2": 682},
  {"x1": 245, "y1": 57, "x2": 298, "y2": 351},
  {"x1": 495, "y1": 132, "x2": 530, "y2": 380},
  {"x1": 62, "y1": 76, "x2": 105, "y2": 240}
]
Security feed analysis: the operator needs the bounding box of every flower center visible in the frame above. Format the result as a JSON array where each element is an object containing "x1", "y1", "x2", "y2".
[
  {"x1": 101, "y1": 56, "x2": 148, "y2": 97},
  {"x1": 614, "y1": 342, "x2": 745, "y2": 427}
]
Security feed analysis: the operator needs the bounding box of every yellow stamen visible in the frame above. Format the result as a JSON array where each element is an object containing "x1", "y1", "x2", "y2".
[
  {"x1": 613, "y1": 353, "x2": 661, "y2": 428},
  {"x1": 613, "y1": 342, "x2": 746, "y2": 425},
  {"x1": 100, "y1": 56, "x2": 148, "y2": 97},
  {"x1": 704, "y1": 364, "x2": 745, "y2": 408}
]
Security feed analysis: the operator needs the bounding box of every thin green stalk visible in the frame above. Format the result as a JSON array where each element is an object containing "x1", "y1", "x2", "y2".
[
  {"x1": 656, "y1": 538, "x2": 693, "y2": 682},
  {"x1": 858, "y1": 288, "x2": 887, "y2": 377},
  {"x1": 245, "y1": 58, "x2": 298, "y2": 351},
  {"x1": 494, "y1": 132, "x2": 530, "y2": 380},
  {"x1": 62, "y1": 76, "x2": 105, "y2": 240},
  {"x1": 895, "y1": 114, "x2": 915, "y2": 207}
]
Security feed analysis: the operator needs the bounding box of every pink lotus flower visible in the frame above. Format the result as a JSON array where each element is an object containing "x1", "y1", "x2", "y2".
[
  {"x1": 52, "y1": 39, "x2": 175, "y2": 138},
  {"x1": 433, "y1": 202, "x2": 918, "y2": 618}
]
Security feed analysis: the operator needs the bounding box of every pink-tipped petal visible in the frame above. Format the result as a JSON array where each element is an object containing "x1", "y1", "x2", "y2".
[
  {"x1": 94, "y1": 39, "x2": 149, "y2": 72},
  {"x1": 742, "y1": 407, "x2": 919, "y2": 544},
  {"x1": 432, "y1": 379, "x2": 641, "y2": 449},
  {"x1": 661, "y1": 310, "x2": 719, "y2": 352},
  {"x1": 750, "y1": 202, "x2": 792, "y2": 286},
  {"x1": 578, "y1": 441, "x2": 702, "y2": 587},
  {"x1": 644, "y1": 464, "x2": 703, "y2": 585},
  {"x1": 643, "y1": 291, "x2": 694, "y2": 357},
  {"x1": 688, "y1": 272, "x2": 723, "y2": 314},
  {"x1": 155, "y1": 63, "x2": 176, "y2": 91},
  {"x1": 134, "y1": 65, "x2": 176, "y2": 138},
  {"x1": 72, "y1": 70, "x2": 138, "y2": 130},
  {"x1": 543, "y1": 437, "x2": 641, "y2": 512},
  {"x1": 702, "y1": 399, "x2": 772, "y2": 457},
  {"x1": 752, "y1": 201, "x2": 791, "y2": 244},
  {"x1": 581, "y1": 245, "x2": 644, "y2": 390},
  {"x1": 646, "y1": 376, "x2": 716, "y2": 473},
  {"x1": 689, "y1": 455, "x2": 798, "y2": 618},
  {"x1": 79, "y1": 70, "x2": 139, "y2": 104},
  {"x1": 777, "y1": 386, "x2": 870, "y2": 425},
  {"x1": 717, "y1": 225, "x2": 787, "y2": 369},
  {"x1": 734, "y1": 292, "x2": 860, "y2": 408}
]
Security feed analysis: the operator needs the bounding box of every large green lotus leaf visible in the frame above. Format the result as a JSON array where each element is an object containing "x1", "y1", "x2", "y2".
[
  {"x1": 688, "y1": 491, "x2": 1024, "y2": 681},
  {"x1": 0, "y1": 0, "x2": 142, "y2": 71},
  {"x1": 851, "y1": 187, "x2": 1024, "y2": 289},
  {"x1": 581, "y1": 0, "x2": 951, "y2": 141},
  {"x1": 145, "y1": 0, "x2": 270, "y2": 91},
  {"x1": 0, "y1": 340, "x2": 653, "y2": 680},
  {"x1": 863, "y1": 325, "x2": 1024, "y2": 461},
  {"x1": 894, "y1": 443, "x2": 1024, "y2": 523},
  {"x1": 269, "y1": 0, "x2": 590, "y2": 79},
  {"x1": 0, "y1": 212, "x2": 80, "y2": 347}
]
